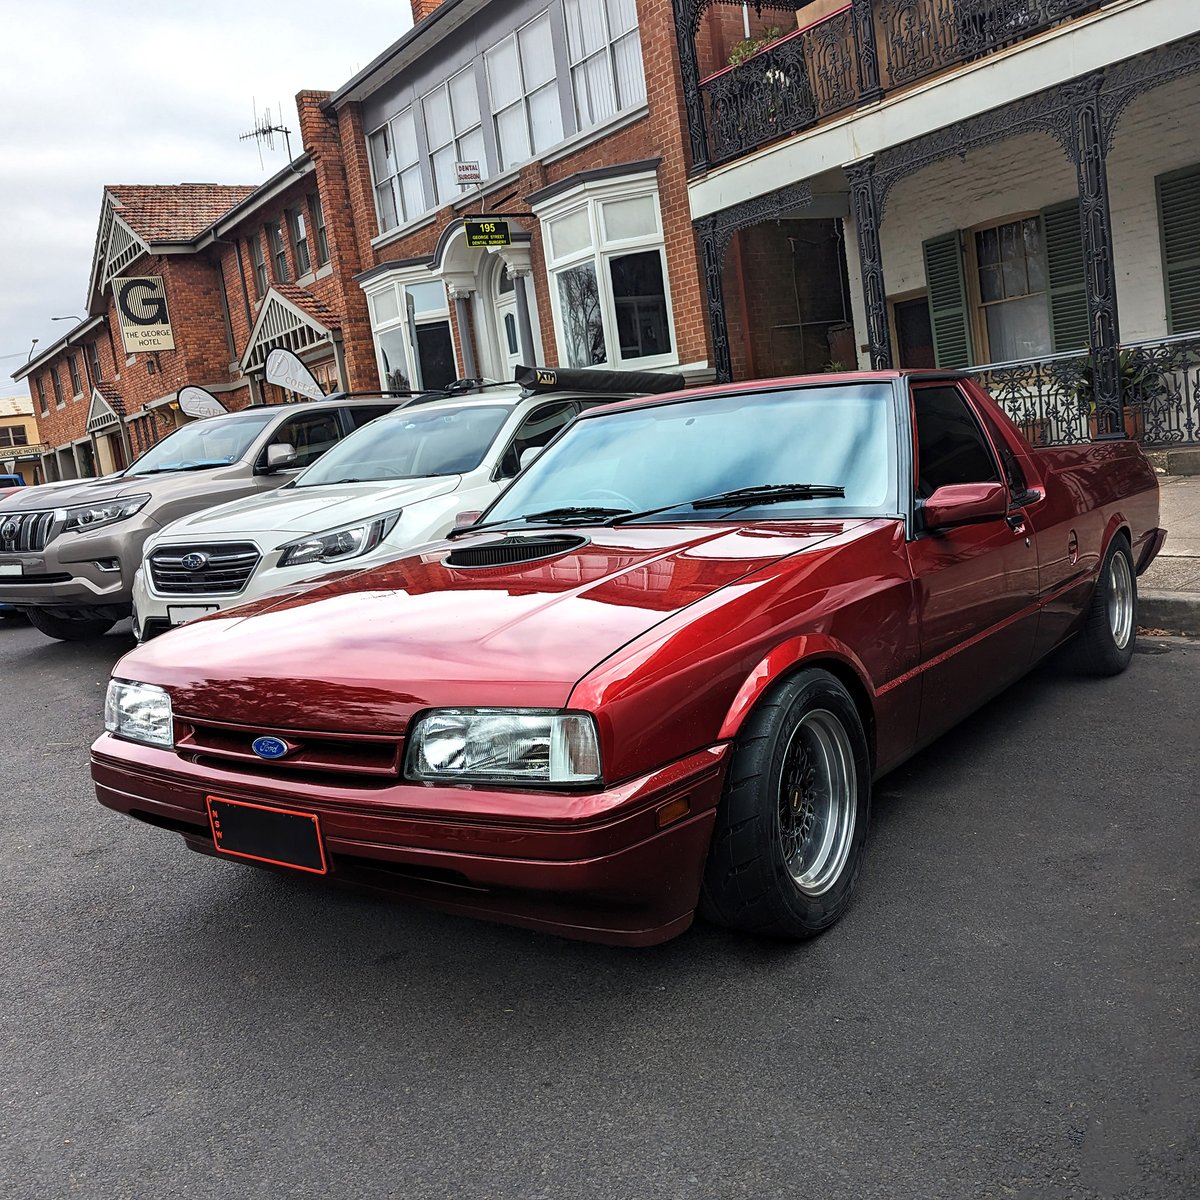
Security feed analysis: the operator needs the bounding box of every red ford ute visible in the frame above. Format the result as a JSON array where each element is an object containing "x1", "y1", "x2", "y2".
[{"x1": 92, "y1": 373, "x2": 1163, "y2": 946}]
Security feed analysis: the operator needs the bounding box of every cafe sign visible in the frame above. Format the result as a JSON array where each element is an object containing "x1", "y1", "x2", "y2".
[{"x1": 115, "y1": 276, "x2": 175, "y2": 354}]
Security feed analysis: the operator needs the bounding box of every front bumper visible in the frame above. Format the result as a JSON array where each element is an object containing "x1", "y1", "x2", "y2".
[
  {"x1": 91, "y1": 735, "x2": 729, "y2": 946},
  {"x1": 0, "y1": 520, "x2": 156, "y2": 616}
]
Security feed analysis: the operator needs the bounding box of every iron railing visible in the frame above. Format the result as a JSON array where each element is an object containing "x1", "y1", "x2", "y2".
[
  {"x1": 694, "y1": 0, "x2": 1104, "y2": 165},
  {"x1": 967, "y1": 332, "x2": 1200, "y2": 447}
]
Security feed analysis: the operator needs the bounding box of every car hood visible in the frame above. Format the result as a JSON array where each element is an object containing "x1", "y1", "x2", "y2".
[
  {"x1": 0, "y1": 466, "x2": 246, "y2": 510},
  {"x1": 117, "y1": 520, "x2": 871, "y2": 732},
  {"x1": 150, "y1": 477, "x2": 463, "y2": 542}
]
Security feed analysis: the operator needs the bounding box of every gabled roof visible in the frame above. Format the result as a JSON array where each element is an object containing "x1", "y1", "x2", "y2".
[
  {"x1": 86, "y1": 385, "x2": 125, "y2": 433},
  {"x1": 106, "y1": 184, "x2": 257, "y2": 242},
  {"x1": 241, "y1": 286, "x2": 338, "y2": 373}
]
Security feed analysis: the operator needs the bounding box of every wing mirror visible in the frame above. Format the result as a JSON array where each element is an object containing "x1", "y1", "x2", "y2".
[
  {"x1": 519, "y1": 446, "x2": 543, "y2": 471},
  {"x1": 262, "y1": 442, "x2": 298, "y2": 473},
  {"x1": 921, "y1": 482, "x2": 1007, "y2": 531}
]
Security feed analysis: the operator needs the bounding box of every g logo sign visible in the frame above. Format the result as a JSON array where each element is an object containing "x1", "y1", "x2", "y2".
[{"x1": 114, "y1": 276, "x2": 176, "y2": 353}]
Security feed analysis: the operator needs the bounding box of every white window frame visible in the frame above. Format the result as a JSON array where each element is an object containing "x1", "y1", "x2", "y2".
[
  {"x1": 364, "y1": 270, "x2": 456, "y2": 392},
  {"x1": 422, "y1": 68, "x2": 485, "y2": 206},
  {"x1": 485, "y1": 11, "x2": 564, "y2": 173},
  {"x1": 535, "y1": 172, "x2": 677, "y2": 372},
  {"x1": 564, "y1": 0, "x2": 645, "y2": 132},
  {"x1": 368, "y1": 107, "x2": 426, "y2": 235}
]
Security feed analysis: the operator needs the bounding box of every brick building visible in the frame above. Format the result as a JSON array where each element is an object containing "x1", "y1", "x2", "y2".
[{"x1": 0, "y1": 397, "x2": 45, "y2": 484}]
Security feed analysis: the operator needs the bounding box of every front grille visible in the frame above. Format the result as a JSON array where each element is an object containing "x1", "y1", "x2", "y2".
[
  {"x1": 175, "y1": 716, "x2": 403, "y2": 782},
  {"x1": 149, "y1": 543, "x2": 260, "y2": 595},
  {"x1": 0, "y1": 511, "x2": 56, "y2": 553}
]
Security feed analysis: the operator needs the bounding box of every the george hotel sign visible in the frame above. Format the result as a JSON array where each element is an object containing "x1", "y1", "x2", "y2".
[{"x1": 114, "y1": 276, "x2": 176, "y2": 353}]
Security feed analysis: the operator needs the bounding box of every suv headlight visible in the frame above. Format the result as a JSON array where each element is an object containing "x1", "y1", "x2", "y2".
[
  {"x1": 60, "y1": 494, "x2": 150, "y2": 533},
  {"x1": 406, "y1": 708, "x2": 602, "y2": 786},
  {"x1": 104, "y1": 679, "x2": 174, "y2": 748},
  {"x1": 278, "y1": 513, "x2": 400, "y2": 568}
]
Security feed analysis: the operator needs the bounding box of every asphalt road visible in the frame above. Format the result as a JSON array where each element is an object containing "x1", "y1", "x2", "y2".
[{"x1": 1, "y1": 619, "x2": 1196, "y2": 1200}]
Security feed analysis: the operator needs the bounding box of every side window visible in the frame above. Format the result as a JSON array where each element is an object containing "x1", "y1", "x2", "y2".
[
  {"x1": 343, "y1": 405, "x2": 397, "y2": 431},
  {"x1": 496, "y1": 402, "x2": 577, "y2": 478},
  {"x1": 912, "y1": 385, "x2": 1000, "y2": 499},
  {"x1": 267, "y1": 410, "x2": 345, "y2": 470}
]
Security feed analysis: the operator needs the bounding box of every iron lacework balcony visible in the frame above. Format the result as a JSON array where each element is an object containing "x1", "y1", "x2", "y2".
[
  {"x1": 966, "y1": 332, "x2": 1200, "y2": 448},
  {"x1": 692, "y1": 0, "x2": 1105, "y2": 168}
]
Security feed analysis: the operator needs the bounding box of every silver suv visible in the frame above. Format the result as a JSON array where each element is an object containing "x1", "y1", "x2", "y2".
[{"x1": 0, "y1": 397, "x2": 399, "y2": 641}]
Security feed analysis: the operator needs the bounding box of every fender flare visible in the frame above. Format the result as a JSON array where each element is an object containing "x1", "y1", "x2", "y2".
[{"x1": 717, "y1": 635, "x2": 877, "y2": 743}]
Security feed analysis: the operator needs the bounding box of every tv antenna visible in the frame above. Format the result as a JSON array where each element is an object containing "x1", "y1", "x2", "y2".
[{"x1": 239, "y1": 99, "x2": 294, "y2": 169}]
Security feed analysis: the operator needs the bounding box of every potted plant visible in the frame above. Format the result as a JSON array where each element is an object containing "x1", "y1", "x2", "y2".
[{"x1": 1075, "y1": 348, "x2": 1157, "y2": 439}]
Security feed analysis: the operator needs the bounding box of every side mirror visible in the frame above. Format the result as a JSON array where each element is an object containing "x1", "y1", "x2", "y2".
[
  {"x1": 453, "y1": 510, "x2": 482, "y2": 530},
  {"x1": 921, "y1": 482, "x2": 1007, "y2": 531},
  {"x1": 263, "y1": 442, "x2": 298, "y2": 473},
  {"x1": 519, "y1": 446, "x2": 543, "y2": 471}
]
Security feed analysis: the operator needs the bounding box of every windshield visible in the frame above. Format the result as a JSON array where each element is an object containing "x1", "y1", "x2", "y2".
[
  {"x1": 125, "y1": 410, "x2": 279, "y2": 476},
  {"x1": 296, "y1": 404, "x2": 512, "y2": 486},
  {"x1": 484, "y1": 384, "x2": 898, "y2": 524}
]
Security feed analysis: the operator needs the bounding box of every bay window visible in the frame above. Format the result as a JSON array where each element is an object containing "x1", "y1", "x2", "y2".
[
  {"x1": 370, "y1": 108, "x2": 425, "y2": 233},
  {"x1": 485, "y1": 13, "x2": 563, "y2": 172},
  {"x1": 539, "y1": 179, "x2": 674, "y2": 370},
  {"x1": 424, "y1": 70, "x2": 485, "y2": 206},
  {"x1": 368, "y1": 275, "x2": 457, "y2": 393},
  {"x1": 564, "y1": 0, "x2": 645, "y2": 130}
]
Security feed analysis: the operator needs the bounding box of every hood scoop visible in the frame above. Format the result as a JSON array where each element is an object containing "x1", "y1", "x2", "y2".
[{"x1": 445, "y1": 534, "x2": 588, "y2": 569}]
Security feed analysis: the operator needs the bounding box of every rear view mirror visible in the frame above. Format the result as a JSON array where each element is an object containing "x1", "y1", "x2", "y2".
[
  {"x1": 263, "y1": 442, "x2": 298, "y2": 473},
  {"x1": 921, "y1": 482, "x2": 1007, "y2": 531}
]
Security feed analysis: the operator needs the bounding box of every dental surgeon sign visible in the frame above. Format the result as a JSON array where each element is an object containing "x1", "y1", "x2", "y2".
[{"x1": 115, "y1": 276, "x2": 175, "y2": 354}]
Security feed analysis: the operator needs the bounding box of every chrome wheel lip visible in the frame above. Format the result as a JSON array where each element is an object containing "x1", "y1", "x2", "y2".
[
  {"x1": 1107, "y1": 550, "x2": 1134, "y2": 650},
  {"x1": 777, "y1": 709, "x2": 857, "y2": 897}
]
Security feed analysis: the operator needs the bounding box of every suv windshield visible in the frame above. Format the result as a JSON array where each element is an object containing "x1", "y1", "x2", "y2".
[
  {"x1": 484, "y1": 384, "x2": 898, "y2": 524},
  {"x1": 125, "y1": 409, "x2": 280, "y2": 476},
  {"x1": 296, "y1": 404, "x2": 512, "y2": 486}
]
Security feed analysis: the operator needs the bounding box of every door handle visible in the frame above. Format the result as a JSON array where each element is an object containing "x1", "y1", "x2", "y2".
[{"x1": 1006, "y1": 513, "x2": 1027, "y2": 534}]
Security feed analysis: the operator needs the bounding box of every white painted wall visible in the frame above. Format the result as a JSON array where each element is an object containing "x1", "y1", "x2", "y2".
[{"x1": 841, "y1": 73, "x2": 1200, "y2": 366}]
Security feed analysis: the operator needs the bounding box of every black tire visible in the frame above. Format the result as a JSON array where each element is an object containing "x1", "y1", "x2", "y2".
[
  {"x1": 0, "y1": 609, "x2": 26, "y2": 622},
  {"x1": 26, "y1": 609, "x2": 116, "y2": 642},
  {"x1": 701, "y1": 668, "x2": 872, "y2": 940},
  {"x1": 1072, "y1": 536, "x2": 1137, "y2": 677}
]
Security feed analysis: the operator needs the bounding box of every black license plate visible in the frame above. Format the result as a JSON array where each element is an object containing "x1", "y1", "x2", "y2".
[{"x1": 206, "y1": 796, "x2": 327, "y2": 874}]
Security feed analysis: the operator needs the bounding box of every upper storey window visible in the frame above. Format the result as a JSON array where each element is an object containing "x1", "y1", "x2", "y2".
[
  {"x1": 565, "y1": 0, "x2": 645, "y2": 130},
  {"x1": 485, "y1": 13, "x2": 563, "y2": 172},
  {"x1": 370, "y1": 108, "x2": 425, "y2": 233},
  {"x1": 424, "y1": 70, "x2": 485, "y2": 206}
]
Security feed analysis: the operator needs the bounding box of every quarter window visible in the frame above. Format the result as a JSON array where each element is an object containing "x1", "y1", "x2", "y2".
[
  {"x1": 424, "y1": 70, "x2": 485, "y2": 206},
  {"x1": 370, "y1": 109, "x2": 424, "y2": 233},
  {"x1": 540, "y1": 183, "x2": 673, "y2": 370},
  {"x1": 912, "y1": 385, "x2": 1000, "y2": 499},
  {"x1": 485, "y1": 13, "x2": 563, "y2": 172},
  {"x1": 564, "y1": 0, "x2": 645, "y2": 130}
]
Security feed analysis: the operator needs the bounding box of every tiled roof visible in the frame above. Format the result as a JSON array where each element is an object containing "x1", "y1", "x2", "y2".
[
  {"x1": 93, "y1": 381, "x2": 126, "y2": 417},
  {"x1": 273, "y1": 283, "x2": 342, "y2": 332},
  {"x1": 106, "y1": 184, "x2": 257, "y2": 242}
]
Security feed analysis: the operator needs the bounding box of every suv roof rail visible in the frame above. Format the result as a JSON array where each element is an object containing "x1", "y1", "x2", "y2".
[{"x1": 514, "y1": 364, "x2": 686, "y2": 396}]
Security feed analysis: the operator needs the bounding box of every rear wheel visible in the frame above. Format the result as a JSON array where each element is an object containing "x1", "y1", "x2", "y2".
[
  {"x1": 701, "y1": 669, "x2": 871, "y2": 939},
  {"x1": 26, "y1": 609, "x2": 116, "y2": 642},
  {"x1": 1072, "y1": 536, "x2": 1136, "y2": 676}
]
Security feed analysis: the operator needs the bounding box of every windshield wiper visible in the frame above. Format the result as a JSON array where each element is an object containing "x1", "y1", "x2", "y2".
[
  {"x1": 688, "y1": 483, "x2": 845, "y2": 509},
  {"x1": 448, "y1": 505, "x2": 630, "y2": 537},
  {"x1": 130, "y1": 459, "x2": 234, "y2": 475}
]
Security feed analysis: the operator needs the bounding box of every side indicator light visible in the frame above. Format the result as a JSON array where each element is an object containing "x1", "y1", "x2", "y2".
[{"x1": 655, "y1": 796, "x2": 691, "y2": 829}]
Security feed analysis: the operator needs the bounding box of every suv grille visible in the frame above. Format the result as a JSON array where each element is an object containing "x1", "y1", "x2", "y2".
[
  {"x1": 149, "y1": 543, "x2": 260, "y2": 595},
  {"x1": 0, "y1": 511, "x2": 56, "y2": 553}
]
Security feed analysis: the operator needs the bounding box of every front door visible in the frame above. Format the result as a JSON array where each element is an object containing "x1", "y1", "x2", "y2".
[{"x1": 906, "y1": 382, "x2": 1040, "y2": 745}]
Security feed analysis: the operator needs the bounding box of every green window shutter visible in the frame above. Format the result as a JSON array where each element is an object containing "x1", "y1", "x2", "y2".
[
  {"x1": 923, "y1": 232, "x2": 974, "y2": 368},
  {"x1": 1042, "y1": 200, "x2": 1088, "y2": 352},
  {"x1": 1157, "y1": 164, "x2": 1200, "y2": 335}
]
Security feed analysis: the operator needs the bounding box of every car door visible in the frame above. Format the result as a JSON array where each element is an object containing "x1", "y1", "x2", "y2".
[{"x1": 907, "y1": 382, "x2": 1040, "y2": 745}]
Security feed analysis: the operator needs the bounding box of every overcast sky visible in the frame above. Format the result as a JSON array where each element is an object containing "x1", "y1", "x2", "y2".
[{"x1": 0, "y1": 0, "x2": 413, "y2": 397}]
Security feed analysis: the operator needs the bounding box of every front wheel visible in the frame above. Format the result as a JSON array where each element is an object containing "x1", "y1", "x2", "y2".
[
  {"x1": 701, "y1": 668, "x2": 871, "y2": 940},
  {"x1": 26, "y1": 609, "x2": 116, "y2": 642},
  {"x1": 1072, "y1": 537, "x2": 1137, "y2": 676}
]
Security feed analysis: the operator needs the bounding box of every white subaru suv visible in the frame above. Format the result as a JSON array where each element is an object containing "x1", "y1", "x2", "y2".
[{"x1": 132, "y1": 371, "x2": 678, "y2": 639}]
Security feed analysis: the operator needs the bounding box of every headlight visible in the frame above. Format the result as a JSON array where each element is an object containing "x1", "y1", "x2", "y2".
[
  {"x1": 406, "y1": 708, "x2": 602, "y2": 786},
  {"x1": 59, "y1": 494, "x2": 150, "y2": 533},
  {"x1": 104, "y1": 679, "x2": 174, "y2": 748},
  {"x1": 277, "y1": 513, "x2": 400, "y2": 568}
]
